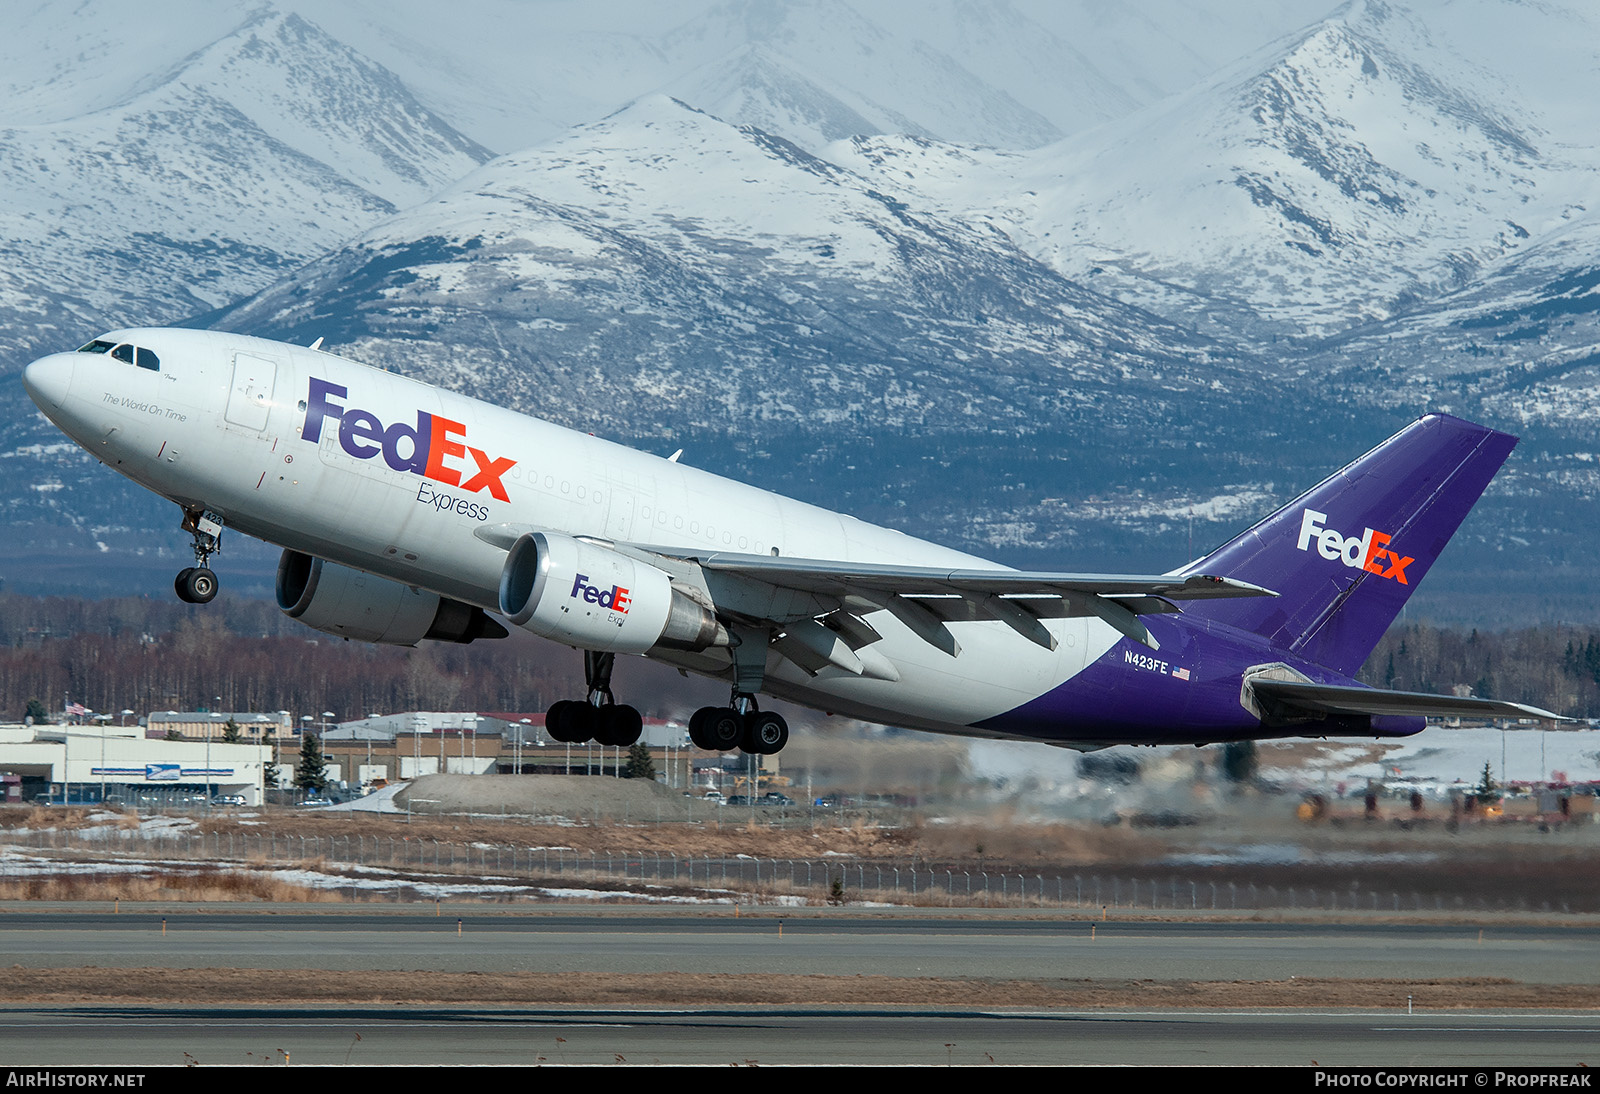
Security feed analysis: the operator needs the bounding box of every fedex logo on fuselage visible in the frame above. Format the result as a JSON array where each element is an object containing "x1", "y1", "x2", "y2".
[
  {"x1": 571, "y1": 573, "x2": 631, "y2": 614},
  {"x1": 1295, "y1": 509, "x2": 1413, "y2": 584},
  {"x1": 300, "y1": 377, "x2": 515, "y2": 502}
]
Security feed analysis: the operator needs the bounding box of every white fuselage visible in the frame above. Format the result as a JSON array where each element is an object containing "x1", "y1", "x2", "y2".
[{"x1": 27, "y1": 328, "x2": 1119, "y2": 737}]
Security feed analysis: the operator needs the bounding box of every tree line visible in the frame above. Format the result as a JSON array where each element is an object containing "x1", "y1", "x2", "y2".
[
  {"x1": 0, "y1": 593, "x2": 581, "y2": 722},
  {"x1": 1, "y1": 593, "x2": 1597, "y2": 722},
  {"x1": 1359, "y1": 623, "x2": 1600, "y2": 717}
]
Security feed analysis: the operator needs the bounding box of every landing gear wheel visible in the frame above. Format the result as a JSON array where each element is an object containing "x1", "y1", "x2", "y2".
[
  {"x1": 177, "y1": 507, "x2": 224, "y2": 604},
  {"x1": 178, "y1": 567, "x2": 218, "y2": 604},
  {"x1": 741, "y1": 711, "x2": 789, "y2": 755},
  {"x1": 691, "y1": 706, "x2": 744, "y2": 751},
  {"x1": 688, "y1": 707, "x2": 712, "y2": 749},
  {"x1": 593, "y1": 704, "x2": 642, "y2": 747},
  {"x1": 545, "y1": 700, "x2": 595, "y2": 743}
]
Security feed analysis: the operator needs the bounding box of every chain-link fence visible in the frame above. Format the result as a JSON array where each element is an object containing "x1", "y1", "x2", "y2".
[{"x1": 0, "y1": 825, "x2": 1583, "y2": 912}]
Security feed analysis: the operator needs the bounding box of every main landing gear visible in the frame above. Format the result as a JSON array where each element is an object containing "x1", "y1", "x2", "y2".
[
  {"x1": 545, "y1": 650, "x2": 644, "y2": 747},
  {"x1": 688, "y1": 697, "x2": 788, "y2": 755},
  {"x1": 174, "y1": 507, "x2": 223, "y2": 605},
  {"x1": 685, "y1": 623, "x2": 788, "y2": 754}
]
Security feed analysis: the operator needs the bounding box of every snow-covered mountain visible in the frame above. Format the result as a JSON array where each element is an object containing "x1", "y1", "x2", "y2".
[
  {"x1": 0, "y1": 9, "x2": 489, "y2": 365},
  {"x1": 835, "y1": 0, "x2": 1600, "y2": 343},
  {"x1": 3, "y1": 0, "x2": 1598, "y2": 623},
  {"x1": 208, "y1": 96, "x2": 1243, "y2": 434}
]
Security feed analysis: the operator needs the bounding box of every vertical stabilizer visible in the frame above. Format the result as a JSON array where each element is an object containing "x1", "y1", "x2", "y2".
[{"x1": 1178, "y1": 414, "x2": 1516, "y2": 675}]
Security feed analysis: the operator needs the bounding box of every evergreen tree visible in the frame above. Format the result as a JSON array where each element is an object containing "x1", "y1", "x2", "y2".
[
  {"x1": 221, "y1": 718, "x2": 242, "y2": 744},
  {"x1": 623, "y1": 742, "x2": 656, "y2": 781},
  {"x1": 24, "y1": 698, "x2": 49, "y2": 724},
  {"x1": 295, "y1": 733, "x2": 328, "y2": 792},
  {"x1": 1474, "y1": 761, "x2": 1500, "y2": 805}
]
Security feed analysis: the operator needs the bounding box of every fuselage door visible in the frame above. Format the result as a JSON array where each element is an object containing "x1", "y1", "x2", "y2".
[{"x1": 226, "y1": 353, "x2": 278, "y2": 432}]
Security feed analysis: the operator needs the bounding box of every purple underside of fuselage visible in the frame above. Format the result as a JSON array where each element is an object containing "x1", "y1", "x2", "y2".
[{"x1": 972, "y1": 624, "x2": 1426, "y2": 745}]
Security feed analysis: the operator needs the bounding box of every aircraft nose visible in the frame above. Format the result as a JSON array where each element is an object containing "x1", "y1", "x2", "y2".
[{"x1": 22, "y1": 354, "x2": 74, "y2": 410}]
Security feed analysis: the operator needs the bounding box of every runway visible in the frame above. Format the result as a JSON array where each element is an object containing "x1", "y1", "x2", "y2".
[
  {"x1": 2, "y1": 906, "x2": 1596, "y2": 1065},
  {"x1": 2, "y1": 1005, "x2": 1596, "y2": 1066},
  {"x1": 1, "y1": 908, "x2": 1595, "y2": 983}
]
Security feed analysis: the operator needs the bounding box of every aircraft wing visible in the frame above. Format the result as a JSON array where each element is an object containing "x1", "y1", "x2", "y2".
[
  {"x1": 626, "y1": 544, "x2": 1275, "y2": 656},
  {"x1": 475, "y1": 522, "x2": 1274, "y2": 663},
  {"x1": 1249, "y1": 678, "x2": 1563, "y2": 722}
]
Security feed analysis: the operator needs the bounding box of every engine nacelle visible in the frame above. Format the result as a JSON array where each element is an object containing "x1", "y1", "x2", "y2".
[
  {"x1": 498, "y1": 532, "x2": 727, "y2": 654},
  {"x1": 277, "y1": 550, "x2": 506, "y2": 645}
]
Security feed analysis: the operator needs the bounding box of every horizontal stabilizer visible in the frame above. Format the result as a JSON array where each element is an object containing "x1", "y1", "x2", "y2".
[{"x1": 1250, "y1": 678, "x2": 1562, "y2": 722}]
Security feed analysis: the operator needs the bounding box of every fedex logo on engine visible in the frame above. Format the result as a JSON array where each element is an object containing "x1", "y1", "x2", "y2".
[
  {"x1": 571, "y1": 573, "x2": 631, "y2": 614},
  {"x1": 300, "y1": 377, "x2": 515, "y2": 502},
  {"x1": 1295, "y1": 509, "x2": 1413, "y2": 584}
]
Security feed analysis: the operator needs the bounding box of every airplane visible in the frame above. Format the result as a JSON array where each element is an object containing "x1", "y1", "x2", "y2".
[{"x1": 21, "y1": 327, "x2": 1559, "y2": 754}]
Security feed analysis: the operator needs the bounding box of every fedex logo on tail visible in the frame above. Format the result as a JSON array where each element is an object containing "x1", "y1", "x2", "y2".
[
  {"x1": 1295, "y1": 509, "x2": 1413, "y2": 584},
  {"x1": 300, "y1": 377, "x2": 516, "y2": 502}
]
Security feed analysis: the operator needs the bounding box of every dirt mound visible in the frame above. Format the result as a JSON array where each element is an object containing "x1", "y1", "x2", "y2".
[{"x1": 394, "y1": 773, "x2": 712, "y2": 822}]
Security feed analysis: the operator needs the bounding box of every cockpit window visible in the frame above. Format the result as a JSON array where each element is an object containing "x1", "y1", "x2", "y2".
[
  {"x1": 105, "y1": 343, "x2": 160, "y2": 372},
  {"x1": 77, "y1": 340, "x2": 115, "y2": 354}
]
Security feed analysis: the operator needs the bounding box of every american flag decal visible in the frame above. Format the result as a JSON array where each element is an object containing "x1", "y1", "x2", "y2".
[{"x1": 1172, "y1": 667, "x2": 1191, "y2": 681}]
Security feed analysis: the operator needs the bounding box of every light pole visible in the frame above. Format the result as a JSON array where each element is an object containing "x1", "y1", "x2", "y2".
[
  {"x1": 207, "y1": 712, "x2": 221, "y2": 811},
  {"x1": 252, "y1": 715, "x2": 268, "y2": 805},
  {"x1": 97, "y1": 714, "x2": 109, "y2": 804},
  {"x1": 273, "y1": 710, "x2": 290, "y2": 801},
  {"x1": 301, "y1": 715, "x2": 314, "y2": 799},
  {"x1": 321, "y1": 712, "x2": 336, "y2": 793}
]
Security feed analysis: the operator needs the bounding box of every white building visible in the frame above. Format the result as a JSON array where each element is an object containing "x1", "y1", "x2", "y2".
[{"x1": 0, "y1": 722, "x2": 273, "y2": 805}]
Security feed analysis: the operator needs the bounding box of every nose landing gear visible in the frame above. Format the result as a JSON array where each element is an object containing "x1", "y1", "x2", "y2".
[
  {"x1": 174, "y1": 507, "x2": 223, "y2": 605},
  {"x1": 174, "y1": 566, "x2": 218, "y2": 604}
]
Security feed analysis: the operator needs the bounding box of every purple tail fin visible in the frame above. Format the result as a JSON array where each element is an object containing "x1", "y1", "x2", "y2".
[{"x1": 1179, "y1": 414, "x2": 1516, "y2": 676}]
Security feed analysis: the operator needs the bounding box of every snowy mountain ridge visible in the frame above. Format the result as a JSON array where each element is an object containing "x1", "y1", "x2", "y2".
[
  {"x1": 2, "y1": 0, "x2": 1597, "y2": 622},
  {"x1": 0, "y1": 9, "x2": 489, "y2": 363}
]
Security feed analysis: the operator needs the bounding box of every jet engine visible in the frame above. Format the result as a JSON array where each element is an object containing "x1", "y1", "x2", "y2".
[
  {"x1": 498, "y1": 531, "x2": 727, "y2": 654},
  {"x1": 276, "y1": 550, "x2": 506, "y2": 645}
]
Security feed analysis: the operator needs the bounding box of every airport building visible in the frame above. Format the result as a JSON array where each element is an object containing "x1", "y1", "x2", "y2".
[
  {"x1": 0, "y1": 709, "x2": 754, "y2": 805},
  {"x1": 0, "y1": 721, "x2": 275, "y2": 806},
  {"x1": 321, "y1": 711, "x2": 704, "y2": 788},
  {"x1": 145, "y1": 710, "x2": 296, "y2": 742}
]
